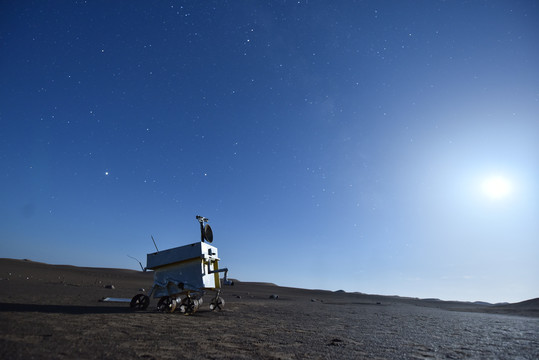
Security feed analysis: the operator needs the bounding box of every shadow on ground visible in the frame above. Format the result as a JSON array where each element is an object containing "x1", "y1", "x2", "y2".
[{"x1": 0, "y1": 302, "x2": 131, "y2": 314}]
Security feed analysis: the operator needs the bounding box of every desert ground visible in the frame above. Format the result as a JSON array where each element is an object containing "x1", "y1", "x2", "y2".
[{"x1": 1, "y1": 258, "x2": 538, "y2": 359}]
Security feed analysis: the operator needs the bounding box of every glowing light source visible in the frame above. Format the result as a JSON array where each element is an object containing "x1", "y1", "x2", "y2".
[{"x1": 481, "y1": 176, "x2": 512, "y2": 199}]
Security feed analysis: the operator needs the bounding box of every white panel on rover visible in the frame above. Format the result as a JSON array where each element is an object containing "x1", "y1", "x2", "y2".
[{"x1": 146, "y1": 242, "x2": 221, "y2": 298}]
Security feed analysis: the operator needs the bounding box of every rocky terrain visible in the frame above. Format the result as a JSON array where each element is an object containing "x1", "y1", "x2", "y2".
[{"x1": 1, "y1": 258, "x2": 537, "y2": 359}]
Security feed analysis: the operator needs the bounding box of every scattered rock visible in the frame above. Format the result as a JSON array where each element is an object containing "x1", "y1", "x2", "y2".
[
  {"x1": 104, "y1": 284, "x2": 115, "y2": 289},
  {"x1": 328, "y1": 338, "x2": 344, "y2": 346},
  {"x1": 269, "y1": 294, "x2": 279, "y2": 300}
]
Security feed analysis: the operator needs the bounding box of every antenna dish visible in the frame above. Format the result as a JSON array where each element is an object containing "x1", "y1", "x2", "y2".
[
  {"x1": 204, "y1": 224, "x2": 213, "y2": 243},
  {"x1": 197, "y1": 215, "x2": 213, "y2": 243}
]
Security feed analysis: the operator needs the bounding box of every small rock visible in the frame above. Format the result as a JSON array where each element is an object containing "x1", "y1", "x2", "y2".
[
  {"x1": 269, "y1": 294, "x2": 279, "y2": 300},
  {"x1": 104, "y1": 284, "x2": 115, "y2": 289},
  {"x1": 328, "y1": 338, "x2": 344, "y2": 346}
]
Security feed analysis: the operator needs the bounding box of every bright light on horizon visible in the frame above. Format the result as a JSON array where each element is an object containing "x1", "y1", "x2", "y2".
[{"x1": 481, "y1": 175, "x2": 513, "y2": 199}]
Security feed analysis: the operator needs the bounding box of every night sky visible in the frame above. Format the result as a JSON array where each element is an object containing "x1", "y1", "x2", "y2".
[{"x1": 1, "y1": 1, "x2": 538, "y2": 303}]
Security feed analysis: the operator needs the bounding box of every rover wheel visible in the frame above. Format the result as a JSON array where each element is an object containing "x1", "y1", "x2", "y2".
[
  {"x1": 130, "y1": 294, "x2": 150, "y2": 310},
  {"x1": 179, "y1": 296, "x2": 200, "y2": 315},
  {"x1": 157, "y1": 296, "x2": 177, "y2": 313},
  {"x1": 210, "y1": 296, "x2": 225, "y2": 311}
]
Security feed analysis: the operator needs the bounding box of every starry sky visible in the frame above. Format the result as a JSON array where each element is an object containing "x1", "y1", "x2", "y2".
[{"x1": 1, "y1": 1, "x2": 538, "y2": 303}]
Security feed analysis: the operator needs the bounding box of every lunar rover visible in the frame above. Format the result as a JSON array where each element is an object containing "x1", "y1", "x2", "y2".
[{"x1": 130, "y1": 216, "x2": 231, "y2": 314}]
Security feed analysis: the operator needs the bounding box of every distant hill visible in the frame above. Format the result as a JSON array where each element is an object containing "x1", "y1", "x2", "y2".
[{"x1": 497, "y1": 298, "x2": 539, "y2": 310}]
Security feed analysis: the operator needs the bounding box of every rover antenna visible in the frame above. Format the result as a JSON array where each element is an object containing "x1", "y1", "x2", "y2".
[
  {"x1": 127, "y1": 255, "x2": 144, "y2": 271},
  {"x1": 196, "y1": 215, "x2": 213, "y2": 243},
  {"x1": 151, "y1": 235, "x2": 159, "y2": 252}
]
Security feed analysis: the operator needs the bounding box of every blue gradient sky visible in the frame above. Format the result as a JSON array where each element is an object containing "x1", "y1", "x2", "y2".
[{"x1": 1, "y1": 1, "x2": 538, "y2": 303}]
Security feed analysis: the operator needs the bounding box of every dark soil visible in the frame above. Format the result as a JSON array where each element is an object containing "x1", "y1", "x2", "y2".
[{"x1": 1, "y1": 258, "x2": 538, "y2": 359}]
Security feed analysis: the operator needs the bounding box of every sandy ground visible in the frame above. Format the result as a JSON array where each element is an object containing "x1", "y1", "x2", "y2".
[{"x1": 1, "y1": 258, "x2": 538, "y2": 359}]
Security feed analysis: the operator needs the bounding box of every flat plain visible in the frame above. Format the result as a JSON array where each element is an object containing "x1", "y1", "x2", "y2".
[{"x1": 1, "y1": 258, "x2": 537, "y2": 359}]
